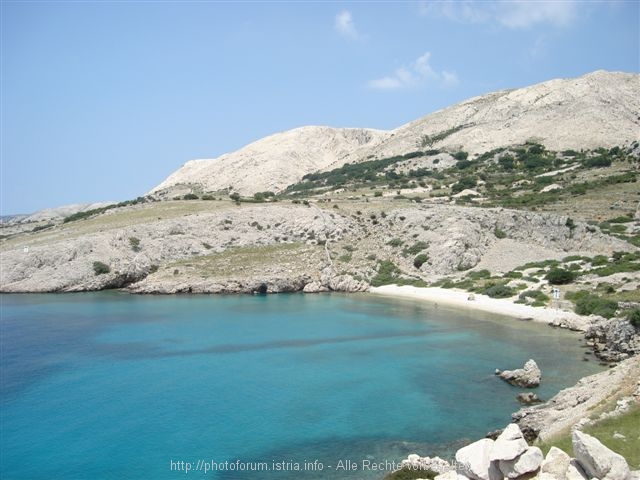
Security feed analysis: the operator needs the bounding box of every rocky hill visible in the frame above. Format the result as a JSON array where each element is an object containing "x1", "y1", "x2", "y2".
[
  {"x1": 151, "y1": 126, "x2": 387, "y2": 197},
  {"x1": 150, "y1": 70, "x2": 640, "y2": 197}
]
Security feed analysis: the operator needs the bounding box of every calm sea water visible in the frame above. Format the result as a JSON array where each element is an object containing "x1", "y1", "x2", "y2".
[{"x1": 1, "y1": 292, "x2": 601, "y2": 480}]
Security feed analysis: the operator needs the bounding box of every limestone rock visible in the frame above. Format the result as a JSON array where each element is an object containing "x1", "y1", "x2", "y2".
[
  {"x1": 490, "y1": 423, "x2": 528, "y2": 462},
  {"x1": 498, "y1": 446, "x2": 543, "y2": 479},
  {"x1": 401, "y1": 455, "x2": 452, "y2": 475},
  {"x1": 514, "y1": 356, "x2": 640, "y2": 443},
  {"x1": 572, "y1": 430, "x2": 631, "y2": 480},
  {"x1": 517, "y1": 392, "x2": 541, "y2": 404},
  {"x1": 541, "y1": 446, "x2": 571, "y2": 475},
  {"x1": 302, "y1": 281, "x2": 329, "y2": 293},
  {"x1": 538, "y1": 446, "x2": 575, "y2": 480},
  {"x1": 456, "y1": 438, "x2": 494, "y2": 480},
  {"x1": 496, "y1": 359, "x2": 542, "y2": 388}
]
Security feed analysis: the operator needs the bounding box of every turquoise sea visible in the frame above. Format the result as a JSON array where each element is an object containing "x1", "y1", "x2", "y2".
[{"x1": 1, "y1": 292, "x2": 602, "y2": 479}]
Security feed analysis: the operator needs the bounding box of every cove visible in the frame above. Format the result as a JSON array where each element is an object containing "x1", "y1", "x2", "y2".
[{"x1": 0, "y1": 292, "x2": 602, "y2": 479}]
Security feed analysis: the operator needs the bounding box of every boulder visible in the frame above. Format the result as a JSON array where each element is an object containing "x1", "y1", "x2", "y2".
[
  {"x1": 456, "y1": 438, "x2": 494, "y2": 480},
  {"x1": 516, "y1": 392, "x2": 541, "y2": 404},
  {"x1": 572, "y1": 430, "x2": 631, "y2": 480},
  {"x1": 496, "y1": 359, "x2": 541, "y2": 388},
  {"x1": 302, "y1": 281, "x2": 329, "y2": 293},
  {"x1": 490, "y1": 424, "x2": 528, "y2": 462},
  {"x1": 566, "y1": 460, "x2": 590, "y2": 480},
  {"x1": 538, "y1": 446, "x2": 589, "y2": 480},
  {"x1": 498, "y1": 446, "x2": 543, "y2": 479},
  {"x1": 401, "y1": 455, "x2": 452, "y2": 474}
]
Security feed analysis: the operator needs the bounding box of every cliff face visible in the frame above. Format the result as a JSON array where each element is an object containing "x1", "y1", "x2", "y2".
[{"x1": 150, "y1": 71, "x2": 640, "y2": 197}]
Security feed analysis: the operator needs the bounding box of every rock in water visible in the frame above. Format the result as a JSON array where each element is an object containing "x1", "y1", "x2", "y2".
[
  {"x1": 516, "y1": 392, "x2": 541, "y2": 404},
  {"x1": 490, "y1": 423, "x2": 528, "y2": 462},
  {"x1": 572, "y1": 430, "x2": 631, "y2": 480},
  {"x1": 496, "y1": 359, "x2": 542, "y2": 388},
  {"x1": 456, "y1": 438, "x2": 495, "y2": 480}
]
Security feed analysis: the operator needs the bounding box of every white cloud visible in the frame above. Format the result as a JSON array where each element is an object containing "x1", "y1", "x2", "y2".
[
  {"x1": 368, "y1": 52, "x2": 458, "y2": 90},
  {"x1": 441, "y1": 70, "x2": 460, "y2": 87},
  {"x1": 497, "y1": 1, "x2": 578, "y2": 28},
  {"x1": 419, "y1": 0, "x2": 579, "y2": 29},
  {"x1": 335, "y1": 10, "x2": 360, "y2": 39}
]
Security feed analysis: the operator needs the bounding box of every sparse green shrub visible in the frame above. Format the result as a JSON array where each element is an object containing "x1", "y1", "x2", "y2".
[
  {"x1": 374, "y1": 191, "x2": 383, "y2": 197},
  {"x1": 32, "y1": 223, "x2": 54, "y2": 232},
  {"x1": 565, "y1": 217, "x2": 576, "y2": 231},
  {"x1": 498, "y1": 155, "x2": 515, "y2": 170},
  {"x1": 591, "y1": 255, "x2": 609, "y2": 266},
  {"x1": 129, "y1": 237, "x2": 141, "y2": 252},
  {"x1": 149, "y1": 264, "x2": 159, "y2": 274},
  {"x1": 468, "y1": 269, "x2": 491, "y2": 280},
  {"x1": 338, "y1": 253, "x2": 352, "y2": 263},
  {"x1": 494, "y1": 226, "x2": 507, "y2": 239},
  {"x1": 229, "y1": 192, "x2": 241, "y2": 202},
  {"x1": 383, "y1": 467, "x2": 437, "y2": 480},
  {"x1": 519, "y1": 290, "x2": 550, "y2": 303},
  {"x1": 545, "y1": 268, "x2": 576, "y2": 285},
  {"x1": 183, "y1": 193, "x2": 199, "y2": 200},
  {"x1": 92, "y1": 261, "x2": 110, "y2": 275},
  {"x1": 628, "y1": 309, "x2": 640, "y2": 328},
  {"x1": 504, "y1": 271, "x2": 523, "y2": 279},
  {"x1": 573, "y1": 292, "x2": 618, "y2": 318},
  {"x1": 584, "y1": 155, "x2": 612, "y2": 168},
  {"x1": 451, "y1": 176, "x2": 477, "y2": 194},
  {"x1": 404, "y1": 241, "x2": 428, "y2": 255},
  {"x1": 387, "y1": 238, "x2": 404, "y2": 247},
  {"x1": 413, "y1": 253, "x2": 429, "y2": 269},
  {"x1": 484, "y1": 284, "x2": 514, "y2": 298},
  {"x1": 370, "y1": 260, "x2": 401, "y2": 287}
]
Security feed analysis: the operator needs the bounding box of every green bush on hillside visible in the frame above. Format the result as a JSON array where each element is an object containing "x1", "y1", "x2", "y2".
[
  {"x1": 484, "y1": 284, "x2": 514, "y2": 298},
  {"x1": 627, "y1": 309, "x2": 640, "y2": 328},
  {"x1": 92, "y1": 261, "x2": 110, "y2": 275},
  {"x1": 545, "y1": 268, "x2": 576, "y2": 285},
  {"x1": 413, "y1": 253, "x2": 429, "y2": 269},
  {"x1": 570, "y1": 291, "x2": 618, "y2": 318}
]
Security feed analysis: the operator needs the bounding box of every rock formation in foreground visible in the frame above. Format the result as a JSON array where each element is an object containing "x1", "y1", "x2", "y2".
[{"x1": 399, "y1": 423, "x2": 636, "y2": 480}]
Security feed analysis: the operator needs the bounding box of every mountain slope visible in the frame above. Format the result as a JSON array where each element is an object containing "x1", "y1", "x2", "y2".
[
  {"x1": 151, "y1": 70, "x2": 639, "y2": 197},
  {"x1": 151, "y1": 126, "x2": 388, "y2": 197}
]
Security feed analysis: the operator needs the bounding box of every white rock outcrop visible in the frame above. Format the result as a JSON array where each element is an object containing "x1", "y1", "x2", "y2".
[
  {"x1": 490, "y1": 423, "x2": 529, "y2": 462},
  {"x1": 572, "y1": 430, "x2": 631, "y2": 480},
  {"x1": 498, "y1": 446, "x2": 543, "y2": 478},
  {"x1": 456, "y1": 438, "x2": 495, "y2": 480},
  {"x1": 496, "y1": 359, "x2": 542, "y2": 388}
]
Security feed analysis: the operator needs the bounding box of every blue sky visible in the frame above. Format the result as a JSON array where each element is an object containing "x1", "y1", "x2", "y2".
[{"x1": 1, "y1": 1, "x2": 638, "y2": 214}]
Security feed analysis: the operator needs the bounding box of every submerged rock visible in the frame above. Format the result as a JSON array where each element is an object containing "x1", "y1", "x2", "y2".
[{"x1": 495, "y1": 359, "x2": 542, "y2": 388}]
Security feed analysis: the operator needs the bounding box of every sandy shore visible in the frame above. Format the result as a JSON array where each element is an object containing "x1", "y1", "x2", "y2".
[{"x1": 369, "y1": 285, "x2": 590, "y2": 328}]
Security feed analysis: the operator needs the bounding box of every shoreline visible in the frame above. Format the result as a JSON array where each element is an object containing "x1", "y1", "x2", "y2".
[{"x1": 369, "y1": 284, "x2": 591, "y2": 328}]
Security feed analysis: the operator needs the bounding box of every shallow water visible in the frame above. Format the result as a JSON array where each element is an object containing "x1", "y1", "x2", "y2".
[{"x1": 0, "y1": 292, "x2": 601, "y2": 479}]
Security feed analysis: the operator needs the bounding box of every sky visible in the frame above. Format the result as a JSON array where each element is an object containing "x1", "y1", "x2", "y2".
[{"x1": 1, "y1": 1, "x2": 639, "y2": 215}]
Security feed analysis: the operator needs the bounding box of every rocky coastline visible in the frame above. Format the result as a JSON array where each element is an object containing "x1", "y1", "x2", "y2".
[{"x1": 397, "y1": 421, "x2": 638, "y2": 480}]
